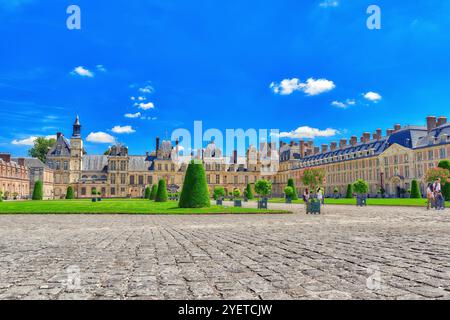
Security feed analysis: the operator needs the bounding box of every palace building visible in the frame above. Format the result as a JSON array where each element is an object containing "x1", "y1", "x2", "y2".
[{"x1": 1, "y1": 115, "x2": 449, "y2": 200}]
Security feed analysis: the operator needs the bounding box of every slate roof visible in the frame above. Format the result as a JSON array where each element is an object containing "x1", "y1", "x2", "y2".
[
  {"x1": 82, "y1": 155, "x2": 108, "y2": 172},
  {"x1": 47, "y1": 135, "x2": 71, "y2": 157},
  {"x1": 416, "y1": 123, "x2": 450, "y2": 148},
  {"x1": 129, "y1": 156, "x2": 151, "y2": 171},
  {"x1": 11, "y1": 157, "x2": 47, "y2": 168}
]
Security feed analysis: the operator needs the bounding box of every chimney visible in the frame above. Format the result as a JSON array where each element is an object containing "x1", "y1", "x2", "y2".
[
  {"x1": 299, "y1": 140, "x2": 305, "y2": 157},
  {"x1": 394, "y1": 124, "x2": 401, "y2": 132},
  {"x1": 437, "y1": 116, "x2": 447, "y2": 127},
  {"x1": 386, "y1": 129, "x2": 394, "y2": 136},
  {"x1": 233, "y1": 150, "x2": 238, "y2": 164},
  {"x1": 427, "y1": 116, "x2": 437, "y2": 132},
  {"x1": 57, "y1": 132, "x2": 62, "y2": 139},
  {"x1": 376, "y1": 129, "x2": 382, "y2": 139},
  {"x1": 321, "y1": 144, "x2": 328, "y2": 153},
  {"x1": 0, "y1": 153, "x2": 11, "y2": 163},
  {"x1": 156, "y1": 137, "x2": 160, "y2": 151},
  {"x1": 363, "y1": 132, "x2": 371, "y2": 143},
  {"x1": 17, "y1": 158, "x2": 25, "y2": 166},
  {"x1": 330, "y1": 142, "x2": 337, "y2": 151},
  {"x1": 306, "y1": 149, "x2": 313, "y2": 156},
  {"x1": 339, "y1": 139, "x2": 347, "y2": 149},
  {"x1": 314, "y1": 147, "x2": 320, "y2": 154},
  {"x1": 350, "y1": 136, "x2": 357, "y2": 146}
]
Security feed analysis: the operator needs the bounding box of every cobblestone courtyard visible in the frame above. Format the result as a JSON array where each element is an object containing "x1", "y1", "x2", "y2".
[{"x1": 1, "y1": 204, "x2": 450, "y2": 300}]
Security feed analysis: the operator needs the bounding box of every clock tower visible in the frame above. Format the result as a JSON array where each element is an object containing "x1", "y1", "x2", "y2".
[{"x1": 70, "y1": 115, "x2": 83, "y2": 186}]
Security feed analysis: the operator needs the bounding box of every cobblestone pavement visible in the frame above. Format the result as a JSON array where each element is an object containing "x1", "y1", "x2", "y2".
[{"x1": 1, "y1": 204, "x2": 450, "y2": 300}]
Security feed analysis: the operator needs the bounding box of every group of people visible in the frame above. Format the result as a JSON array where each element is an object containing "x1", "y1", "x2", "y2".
[
  {"x1": 302, "y1": 187, "x2": 324, "y2": 204},
  {"x1": 426, "y1": 178, "x2": 446, "y2": 210}
]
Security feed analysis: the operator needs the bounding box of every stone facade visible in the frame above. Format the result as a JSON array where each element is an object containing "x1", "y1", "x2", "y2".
[
  {"x1": 12, "y1": 157, "x2": 54, "y2": 200},
  {"x1": 0, "y1": 154, "x2": 29, "y2": 199}
]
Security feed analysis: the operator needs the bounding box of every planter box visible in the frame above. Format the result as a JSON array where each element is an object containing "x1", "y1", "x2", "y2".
[
  {"x1": 258, "y1": 199, "x2": 268, "y2": 209},
  {"x1": 216, "y1": 199, "x2": 223, "y2": 206},
  {"x1": 234, "y1": 200, "x2": 242, "y2": 207},
  {"x1": 307, "y1": 201, "x2": 321, "y2": 214},
  {"x1": 356, "y1": 195, "x2": 367, "y2": 207},
  {"x1": 91, "y1": 198, "x2": 97, "y2": 202},
  {"x1": 97, "y1": 198, "x2": 102, "y2": 202},
  {"x1": 285, "y1": 197, "x2": 292, "y2": 204}
]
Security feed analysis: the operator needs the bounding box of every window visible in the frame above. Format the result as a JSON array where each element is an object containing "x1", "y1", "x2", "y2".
[
  {"x1": 110, "y1": 161, "x2": 116, "y2": 170},
  {"x1": 171, "y1": 164, "x2": 175, "y2": 171},
  {"x1": 394, "y1": 156, "x2": 398, "y2": 164},
  {"x1": 110, "y1": 174, "x2": 116, "y2": 184},
  {"x1": 121, "y1": 173, "x2": 126, "y2": 184},
  {"x1": 216, "y1": 175, "x2": 220, "y2": 184},
  {"x1": 147, "y1": 176, "x2": 153, "y2": 185},
  {"x1": 138, "y1": 175, "x2": 144, "y2": 185},
  {"x1": 63, "y1": 161, "x2": 69, "y2": 170},
  {"x1": 120, "y1": 161, "x2": 126, "y2": 171},
  {"x1": 234, "y1": 176, "x2": 238, "y2": 184},
  {"x1": 384, "y1": 157, "x2": 388, "y2": 166},
  {"x1": 428, "y1": 150, "x2": 434, "y2": 160},
  {"x1": 440, "y1": 148, "x2": 446, "y2": 159},
  {"x1": 81, "y1": 187, "x2": 86, "y2": 196},
  {"x1": 158, "y1": 164, "x2": 162, "y2": 170},
  {"x1": 130, "y1": 175, "x2": 135, "y2": 185},
  {"x1": 405, "y1": 166, "x2": 410, "y2": 178},
  {"x1": 207, "y1": 175, "x2": 210, "y2": 183},
  {"x1": 111, "y1": 187, "x2": 115, "y2": 195},
  {"x1": 56, "y1": 161, "x2": 60, "y2": 170}
]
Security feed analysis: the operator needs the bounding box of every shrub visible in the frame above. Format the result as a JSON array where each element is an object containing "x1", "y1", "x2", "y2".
[
  {"x1": 284, "y1": 186, "x2": 294, "y2": 199},
  {"x1": 410, "y1": 179, "x2": 421, "y2": 199},
  {"x1": 0, "y1": 191, "x2": 3, "y2": 202},
  {"x1": 91, "y1": 187, "x2": 97, "y2": 196},
  {"x1": 150, "y1": 184, "x2": 158, "y2": 200},
  {"x1": 245, "y1": 184, "x2": 254, "y2": 200},
  {"x1": 233, "y1": 188, "x2": 242, "y2": 199},
  {"x1": 287, "y1": 178, "x2": 298, "y2": 200},
  {"x1": 144, "y1": 186, "x2": 151, "y2": 199},
  {"x1": 213, "y1": 186, "x2": 225, "y2": 200},
  {"x1": 353, "y1": 179, "x2": 369, "y2": 195},
  {"x1": 438, "y1": 159, "x2": 450, "y2": 171},
  {"x1": 66, "y1": 186, "x2": 75, "y2": 199},
  {"x1": 32, "y1": 180, "x2": 44, "y2": 200},
  {"x1": 345, "y1": 184, "x2": 353, "y2": 198},
  {"x1": 155, "y1": 179, "x2": 168, "y2": 202},
  {"x1": 179, "y1": 161, "x2": 210, "y2": 208},
  {"x1": 254, "y1": 179, "x2": 272, "y2": 198},
  {"x1": 437, "y1": 160, "x2": 450, "y2": 201}
]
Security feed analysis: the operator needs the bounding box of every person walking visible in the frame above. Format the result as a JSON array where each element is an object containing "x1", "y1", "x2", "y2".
[
  {"x1": 317, "y1": 187, "x2": 324, "y2": 205},
  {"x1": 303, "y1": 188, "x2": 310, "y2": 213},
  {"x1": 433, "y1": 178, "x2": 444, "y2": 210},
  {"x1": 426, "y1": 183, "x2": 435, "y2": 210}
]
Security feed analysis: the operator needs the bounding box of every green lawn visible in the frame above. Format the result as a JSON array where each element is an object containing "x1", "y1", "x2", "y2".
[
  {"x1": 267, "y1": 197, "x2": 450, "y2": 207},
  {"x1": 0, "y1": 199, "x2": 288, "y2": 214}
]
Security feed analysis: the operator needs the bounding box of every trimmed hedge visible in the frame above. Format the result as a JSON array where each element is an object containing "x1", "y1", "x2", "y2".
[
  {"x1": 150, "y1": 184, "x2": 158, "y2": 200},
  {"x1": 66, "y1": 186, "x2": 75, "y2": 199},
  {"x1": 144, "y1": 186, "x2": 151, "y2": 199},
  {"x1": 32, "y1": 180, "x2": 44, "y2": 200},
  {"x1": 245, "y1": 183, "x2": 254, "y2": 200},
  {"x1": 438, "y1": 160, "x2": 450, "y2": 200},
  {"x1": 155, "y1": 179, "x2": 168, "y2": 202},
  {"x1": 179, "y1": 161, "x2": 210, "y2": 208},
  {"x1": 410, "y1": 179, "x2": 421, "y2": 199},
  {"x1": 345, "y1": 184, "x2": 353, "y2": 199},
  {"x1": 287, "y1": 178, "x2": 298, "y2": 200}
]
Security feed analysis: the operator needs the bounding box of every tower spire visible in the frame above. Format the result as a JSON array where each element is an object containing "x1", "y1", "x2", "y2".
[{"x1": 72, "y1": 115, "x2": 81, "y2": 137}]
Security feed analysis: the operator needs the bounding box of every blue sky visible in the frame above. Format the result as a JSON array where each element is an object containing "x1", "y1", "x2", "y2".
[{"x1": 1, "y1": 0, "x2": 449, "y2": 156}]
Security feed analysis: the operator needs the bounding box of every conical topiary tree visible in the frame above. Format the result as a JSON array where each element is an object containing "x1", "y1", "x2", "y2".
[
  {"x1": 410, "y1": 179, "x2": 421, "y2": 199},
  {"x1": 0, "y1": 191, "x2": 3, "y2": 202},
  {"x1": 179, "y1": 161, "x2": 210, "y2": 208},
  {"x1": 345, "y1": 184, "x2": 353, "y2": 199},
  {"x1": 144, "y1": 186, "x2": 151, "y2": 199},
  {"x1": 32, "y1": 180, "x2": 43, "y2": 200},
  {"x1": 66, "y1": 186, "x2": 74, "y2": 199},
  {"x1": 150, "y1": 184, "x2": 158, "y2": 200},
  {"x1": 245, "y1": 183, "x2": 254, "y2": 200},
  {"x1": 287, "y1": 178, "x2": 298, "y2": 200},
  {"x1": 155, "y1": 179, "x2": 168, "y2": 202}
]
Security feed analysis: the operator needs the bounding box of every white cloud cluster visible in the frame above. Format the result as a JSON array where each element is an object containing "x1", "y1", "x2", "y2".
[
  {"x1": 136, "y1": 102, "x2": 155, "y2": 110},
  {"x1": 275, "y1": 126, "x2": 339, "y2": 139},
  {"x1": 363, "y1": 91, "x2": 382, "y2": 102},
  {"x1": 270, "y1": 78, "x2": 335, "y2": 96},
  {"x1": 71, "y1": 66, "x2": 94, "y2": 78},
  {"x1": 86, "y1": 132, "x2": 116, "y2": 144},
  {"x1": 319, "y1": 0, "x2": 339, "y2": 8},
  {"x1": 124, "y1": 112, "x2": 141, "y2": 118},
  {"x1": 11, "y1": 135, "x2": 56, "y2": 146},
  {"x1": 139, "y1": 85, "x2": 154, "y2": 94},
  {"x1": 111, "y1": 125, "x2": 136, "y2": 134},
  {"x1": 331, "y1": 99, "x2": 356, "y2": 109}
]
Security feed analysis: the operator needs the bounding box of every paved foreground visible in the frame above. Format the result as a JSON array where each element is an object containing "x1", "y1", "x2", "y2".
[{"x1": 1, "y1": 204, "x2": 450, "y2": 300}]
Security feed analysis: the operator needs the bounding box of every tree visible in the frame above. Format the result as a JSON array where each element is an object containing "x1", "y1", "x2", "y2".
[
  {"x1": 28, "y1": 137, "x2": 56, "y2": 163},
  {"x1": 345, "y1": 184, "x2": 353, "y2": 198},
  {"x1": 104, "y1": 148, "x2": 111, "y2": 155},
  {"x1": 213, "y1": 186, "x2": 225, "y2": 200},
  {"x1": 144, "y1": 186, "x2": 151, "y2": 199},
  {"x1": 287, "y1": 178, "x2": 298, "y2": 200},
  {"x1": 410, "y1": 179, "x2": 421, "y2": 199},
  {"x1": 353, "y1": 179, "x2": 369, "y2": 195},
  {"x1": 179, "y1": 161, "x2": 210, "y2": 208},
  {"x1": 301, "y1": 168, "x2": 325, "y2": 194},
  {"x1": 284, "y1": 186, "x2": 294, "y2": 199},
  {"x1": 425, "y1": 167, "x2": 449, "y2": 184},
  {"x1": 254, "y1": 179, "x2": 272, "y2": 198},
  {"x1": 32, "y1": 180, "x2": 44, "y2": 200},
  {"x1": 0, "y1": 191, "x2": 3, "y2": 202},
  {"x1": 233, "y1": 188, "x2": 242, "y2": 199},
  {"x1": 150, "y1": 184, "x2": 158, "y2": 200},
  {"x1": 437, "y1": 160, "x2": 450, "y2": 201},
  {"x1": 245, "y1": 184, "x2": 254, "y2": 200},
  {"x1": 66, "y1": 186, "x2": 75, "y2": 199},
  {"x1": 155, "y1": 179, "x2": 168, "y2": 202}
]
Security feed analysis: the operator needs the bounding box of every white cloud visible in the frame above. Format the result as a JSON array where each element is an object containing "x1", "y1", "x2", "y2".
[
  {"x1": 124, "y1": 112, "x2": 141, "y2": 118},
  {"x1": 331, "y1": 99, "x2": 356, "y2": 109},
  {"x1": 96, "y1": 65, "x2": 107, "y2": 72},
  {"x1": 130, "y1": 96, "x2": 136, "y2": 101},
  {"x1": 111, "y1": 125, "x2": 136, "y2": 134},
  {"x1": 270, "y1": 78, "x2": 335, "y2": 96},
  {"x1": 86, "y1": 132, "x2": 116, "y2": 144},
  {"x1": 71, "y1": 66, "x2": 94, "y2": 78},
  {"x1": 137, "y1": 96, "x2": 146, "y2": 101},
  {"x1": 11, "y1": 134, "x2": 56, "y2": 146},
  {"x1": 363, "y1": 91, "x2": 382, "y2": 102},
  {"x1": 274, "y1": 126, "x2": 339, "y2": 139},
  {"x1": 139, "y1": 85, "x2": 154, "y2": 94},
  {"x1": 319, "y1": 0, "x2": 339, "y2": 8},
  {"x1": 137, "y1": 102, "x2": 155, "y2": 110}
]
